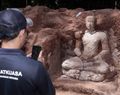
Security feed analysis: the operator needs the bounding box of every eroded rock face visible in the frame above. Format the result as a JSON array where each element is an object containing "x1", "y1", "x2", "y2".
[
  {"x1": 23, "y1": 6, "x2": 120, "y2": 74},
  {"x1": 23, "y1": 6, "x2": 120, "y2": 95}
]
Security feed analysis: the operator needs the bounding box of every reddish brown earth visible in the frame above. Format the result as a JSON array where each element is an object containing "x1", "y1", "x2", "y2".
[{"x1": 22, "y1": 6, "x2": 120, "y2": 95}]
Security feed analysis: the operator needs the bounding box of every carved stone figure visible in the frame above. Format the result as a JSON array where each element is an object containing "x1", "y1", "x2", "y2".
[{"x1": 61, "y1": 16, "x2": 115, "y2": 82}]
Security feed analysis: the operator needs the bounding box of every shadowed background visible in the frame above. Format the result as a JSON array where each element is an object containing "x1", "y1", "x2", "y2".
[{"x1": 0, "y1": 0, "x2": 119, "y2": 10}]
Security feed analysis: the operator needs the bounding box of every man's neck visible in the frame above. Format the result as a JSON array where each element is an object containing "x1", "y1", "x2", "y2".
[{"x1": 1, "y1": 41, "x2": 20, "y2": 49}]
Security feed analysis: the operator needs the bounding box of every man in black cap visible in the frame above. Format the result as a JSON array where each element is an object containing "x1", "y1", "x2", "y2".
[{"x1": 0, "y1": 9, "x2": 55, "y2": 95}]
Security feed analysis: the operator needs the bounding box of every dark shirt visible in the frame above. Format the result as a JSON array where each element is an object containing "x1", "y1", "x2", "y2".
[{"x1": 0, "y1": 48, "x2": 55, "y2": 95}]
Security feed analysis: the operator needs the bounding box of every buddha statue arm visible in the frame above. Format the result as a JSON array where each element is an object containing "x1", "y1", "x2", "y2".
[
  {"x1": 94, "y1": 32, "x2": 109, "y2": 60},
  {"x1": 74, "y1": 31, "x2": 82, "y2": 57}
]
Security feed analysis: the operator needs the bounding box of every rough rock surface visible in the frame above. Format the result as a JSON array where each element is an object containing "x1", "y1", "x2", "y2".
[
  {"x1": 22, "y1": 6, "x2": 120, "y2": 95},
  {"x1": 54, "y1": 77, "x2": 119, "y2": 95}
]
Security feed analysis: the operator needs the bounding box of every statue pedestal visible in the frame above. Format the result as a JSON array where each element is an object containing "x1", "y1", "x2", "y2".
[{"x1": 54, "y1": 77, "x2": 118, "y2": 95}]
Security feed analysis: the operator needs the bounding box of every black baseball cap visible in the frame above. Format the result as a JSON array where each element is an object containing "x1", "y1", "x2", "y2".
[{"x1": 0, "y1": 8, "x2": 33, "y2": 39}]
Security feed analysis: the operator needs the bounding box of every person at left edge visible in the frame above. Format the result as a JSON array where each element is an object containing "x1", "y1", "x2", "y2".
[{"x1": 0, "y1": 9, "x2": 55, "y2": 95}]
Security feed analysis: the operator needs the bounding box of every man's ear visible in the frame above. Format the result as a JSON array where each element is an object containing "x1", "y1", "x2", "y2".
[{"x1": 18, "y1": 29, "x2": 25, "y2": 38}]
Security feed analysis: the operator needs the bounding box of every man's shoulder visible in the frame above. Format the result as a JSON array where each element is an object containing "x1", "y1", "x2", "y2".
[
  {"x1": 18, "y1": 56, "x2": 44, "y2": 71},
  {"x1": 21, "y1": 57, "x2": 45, "y2": 77},
  {"x1": 25, "y1": 57, "x2": 43, "y2": 67}
]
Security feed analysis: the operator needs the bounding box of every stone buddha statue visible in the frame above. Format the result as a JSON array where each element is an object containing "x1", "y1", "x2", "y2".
[{"x1": 61, "y1": 15, "x2": 115, "y2": 82}]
